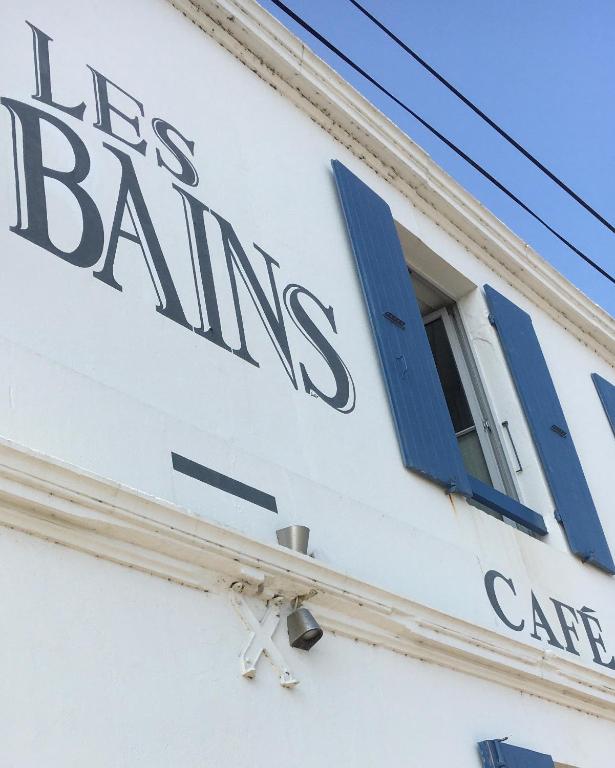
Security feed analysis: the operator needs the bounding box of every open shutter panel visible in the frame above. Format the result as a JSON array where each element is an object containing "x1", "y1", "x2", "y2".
[
  {"x1": 485, "y1": 284, "x2": 615, "y2": 574},
  {"x1": 592, "y1": 373, "x2": 615, "y2": 437},
  {"x1": 479, "y1": 741, "x2": 554, "y2": 768},
  {"x1": 332, "y1": 160, "x2": 471, "y2": 495}
]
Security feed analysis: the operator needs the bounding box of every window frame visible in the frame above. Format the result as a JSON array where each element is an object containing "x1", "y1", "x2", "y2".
[
  {"x1": 420, "y1": 301, "x2": 545, "y2": 534},
  {"x1": 423, "y1": 305, "x2": 509, "y2": 495},
  {"x1": 332, "y1": 159, "x2": 548, "y2": 538}
]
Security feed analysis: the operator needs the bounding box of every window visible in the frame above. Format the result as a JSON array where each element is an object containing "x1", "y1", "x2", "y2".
[
  {"x1": 332, "y1": 157, "x2": 547, "y2": 535},
  {"x1": 411, "y1": 272, "x2": 525, "y2": 530},
  {"x1": 333, "y1": 157, "x2": 615, "y2": 571},
  {"x1": 425, "y1": 309, "x2": 492, "y2": 484}
]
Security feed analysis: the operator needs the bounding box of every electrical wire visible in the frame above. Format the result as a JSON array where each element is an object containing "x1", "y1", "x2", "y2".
[
  {"x1": 347, "y1": 0, "x2": 615, "y2": 239},
  {"x1": 268, "y1": 0, "x2": 615, "y2": 286}
]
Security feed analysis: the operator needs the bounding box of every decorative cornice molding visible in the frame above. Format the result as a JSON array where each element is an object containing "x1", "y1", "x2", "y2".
[
  {"x1": 0, "y1": 436, "x2": 614, "y2": 718},
  {"x1": 169, "y1": 0, "x2": 615, "y2": 365}
]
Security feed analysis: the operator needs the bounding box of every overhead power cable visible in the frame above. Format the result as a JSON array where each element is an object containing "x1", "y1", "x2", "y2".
[
  {"x1": 347, "y1": 0, "x2": 615, "y2": 238},
  {"x1": 269, "y1": 0, "x2": 615, "y2": 286}
]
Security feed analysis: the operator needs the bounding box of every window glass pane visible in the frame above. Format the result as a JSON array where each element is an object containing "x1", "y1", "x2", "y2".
[
  {"x1": 458, "y1": 430, "x2": 491, "y2": 485},
  {"x1": 424, "y1": 317, "x2": 473, "y2": 432},
  {"x1": 425, "y1": 315, "x2": 494, "y2": 487}
]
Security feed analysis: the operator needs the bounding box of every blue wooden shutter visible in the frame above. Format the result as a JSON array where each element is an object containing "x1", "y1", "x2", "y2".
[
  {"x1": 479, "y1": 741, "x2": 554, "y2": 768},
  {"x1": 592, "y1": 373, "x2": 615, "y2": 437},
  {"x1": 332, "y1": 160, "x2": 471, "y2": 494},
  {"x1": 485, "y1": 284, "x2": 615, "y2": 574}
]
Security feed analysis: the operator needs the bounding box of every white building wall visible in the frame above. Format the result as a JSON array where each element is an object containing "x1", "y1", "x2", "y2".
[{"x1": 1, "y1": 525, "x2": 615, "y2": 768}]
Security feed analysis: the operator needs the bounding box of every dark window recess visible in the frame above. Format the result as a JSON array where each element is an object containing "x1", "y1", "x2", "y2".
[
  {"x1": 425, "y1": 316, "x2": 492, "y2": 486},
  {"x1": 416, "y1": 286, "x2": 544, "y2": 536}
]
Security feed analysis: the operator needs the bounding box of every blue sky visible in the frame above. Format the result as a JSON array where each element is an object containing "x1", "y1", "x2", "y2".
[{"x1": 259, "y1": 0, "x2": 615, "y2": 316}]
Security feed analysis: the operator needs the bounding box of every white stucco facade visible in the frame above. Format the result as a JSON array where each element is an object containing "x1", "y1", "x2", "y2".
[{"x1": 0, "y1": 0, "x2": 614, "y2": 765}]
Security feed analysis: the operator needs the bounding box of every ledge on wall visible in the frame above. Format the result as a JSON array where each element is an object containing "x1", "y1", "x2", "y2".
[{"x1": 0, "y1": 435, "x2": 613, "y2": 720}]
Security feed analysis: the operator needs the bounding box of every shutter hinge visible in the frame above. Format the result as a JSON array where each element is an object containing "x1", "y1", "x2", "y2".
[
  {"x1": 482, "y1": 418, "x2": 492, "y2": 432},
  {"x1": 488, "y1": 314, "x2": 496, "y2": 326},
  {"x1": 554, "y1": 508, "x2": 562, "y2": 523},
  {"x1": 494, "y1": 737, "x2": 510, "y2": 768}
]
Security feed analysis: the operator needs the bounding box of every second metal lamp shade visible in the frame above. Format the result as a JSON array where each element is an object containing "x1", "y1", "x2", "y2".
[
  {"x1": 287, "y1": 606, "x2": 323, "y2": 650},
  {"x1": 276, "y1": 526, "x2": 323, "y2": 650},
  {"x1": 276, "y1": 525, "x2": 310, "y2": 554}
]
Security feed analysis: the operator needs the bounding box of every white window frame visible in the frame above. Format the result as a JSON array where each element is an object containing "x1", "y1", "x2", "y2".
[{"x1": 423, "y1": 306, "x2": 508, "y2": 493}]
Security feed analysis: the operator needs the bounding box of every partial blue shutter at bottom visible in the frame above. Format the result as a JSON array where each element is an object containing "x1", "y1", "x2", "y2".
[
  {"x1": 593, "y1": 373, "x2": 615, "y2": 437},
  {"x1": 485, "y1": 285, "x2": 615, "y2": 574},
  {"x1": 331, "y1": 159, "x2": 471, "y2": 495},
  {"x1": 479, "y1": 741, "x2": 554, "y2": 768}
]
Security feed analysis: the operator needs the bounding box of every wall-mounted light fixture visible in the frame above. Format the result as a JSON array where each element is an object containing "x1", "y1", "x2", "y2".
[
  {"x1": 287, "y1": 598, "x2": 323, "y2": 651},
  {"x1": 275, "y1": 525, "x2": 323, "y2": 650},
  {"x1": 276, "y1": 525, "x2": 310, "y2": 554}
]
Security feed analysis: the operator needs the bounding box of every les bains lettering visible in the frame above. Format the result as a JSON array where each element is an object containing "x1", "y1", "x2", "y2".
[{"x1": 1, "y1": 21, "x2": 356, "y2": 415}]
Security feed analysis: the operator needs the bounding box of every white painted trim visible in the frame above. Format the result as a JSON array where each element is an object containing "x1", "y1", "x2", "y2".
[
  {"x1": 168, "y1": 0, "x2": 615, "y2": 364},
  {"x1": 0, "y1": 435, "x2": 614, "y2": 719}
]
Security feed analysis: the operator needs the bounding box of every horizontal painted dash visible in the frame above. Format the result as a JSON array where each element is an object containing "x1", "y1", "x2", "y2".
[{"x1": 171, "y1": 452, "x2": 278, "y2": 514}]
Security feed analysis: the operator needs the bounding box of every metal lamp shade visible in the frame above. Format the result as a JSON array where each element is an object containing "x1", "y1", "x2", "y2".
[
  {"x1": 287, "y1": 606, "x2": 323, "y2": 651},
  {"x1": 276, "y1": 525, "x2": 310, "y2": 554}
]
